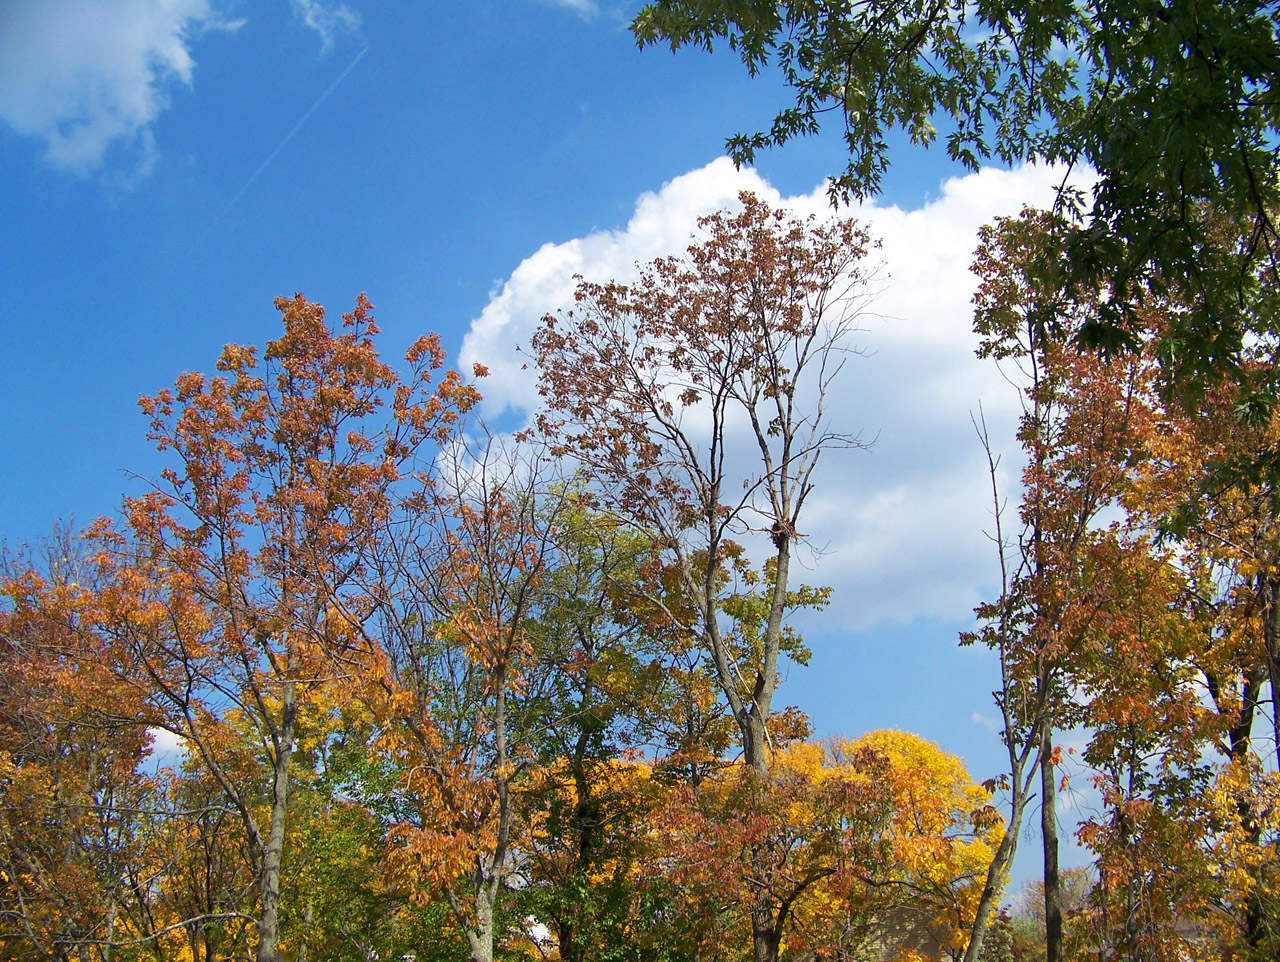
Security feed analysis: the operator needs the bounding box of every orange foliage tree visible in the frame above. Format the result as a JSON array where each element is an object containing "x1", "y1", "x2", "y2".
[
  {"x1": 531, "y1": 191, "x2": 879, "y2": 962},
  {"x1": 0, "y1": 530, "x2": 186, "y2": 962},
  {"x1": 369, "y1": 430, "x2": 571, "y2": 962},
  {"x1": 1085, "y1": 360, "x2": 1280, "y2": 960},
  {"x1": 22, "y1": 295, "x2": 481, "y2": 962},
  {"x1": 968, "y1": 209, "x2": 1280, "y2": 961},
  {"x1": 964, "y1": 209, "x2": 1159, "y2": 962},
  {"x1": 531, "y1": 192, "x2": 877, "y2": 778}
]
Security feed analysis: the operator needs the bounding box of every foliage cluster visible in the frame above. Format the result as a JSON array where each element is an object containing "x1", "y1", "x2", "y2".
[{"x1": 633, "y1": 0, "x2": 1280, "y2": 406}]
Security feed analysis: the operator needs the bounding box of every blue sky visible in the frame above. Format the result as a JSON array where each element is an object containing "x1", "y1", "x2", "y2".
[{"x1": 0, "y1": 0, "x2": 1093, "y2": 878}]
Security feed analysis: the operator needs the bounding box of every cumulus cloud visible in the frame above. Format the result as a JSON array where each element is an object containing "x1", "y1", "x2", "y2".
[
  {"x1": 145, "y1": 727, "x2": 188, "y2": 771},
  {"x1": 462, "y1": 160, "x2": 778, "y2": 415},
  {"x1": 291, "y1": 0, "x2": 361, "y2": 53},
  {"x1": 460, "y1": 158, "x2": 1092, "y2": 631},
  {"x1": 0, "y1": 0, "x2": 238, "y2": 176}
]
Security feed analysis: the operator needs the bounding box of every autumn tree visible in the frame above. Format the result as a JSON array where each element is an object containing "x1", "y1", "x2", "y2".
[
  {"x1": 0, "y1": 529, "x2": 182, "y2": 962},
  {"x1": 532, "y1": 191, "x2": 875, "y2": 778},
  {"x1": 531, "y1": 194, "x2": 875, "y2": 962},
  {"x1": 647, "y1": 733, "x2": 1000, "y2": 962},
  {"x1": 60, "y1": 294, "x2": 480, "y2": 962},
  {"x1": 968, "y1": 209, "x2": 1280, "y2": 960},
  {"x1": 847, "y1": 731, "x2": 1003, "y2": 961},
  {"x1": 155, "y1": 763, "x2": 255, "y2": 962},
  {"x1": 647, "y1": 745, "x2": 894, "y2": 962},
  {"x1": 369, "y1": 428, "x2": 575, "y2": 962},
  {"x1": 963, "y1": 209, "x2": 1158, "y2": 962},
  {"x1": 1081, "y1": 356, "x2": 1280, "y2": 960}
]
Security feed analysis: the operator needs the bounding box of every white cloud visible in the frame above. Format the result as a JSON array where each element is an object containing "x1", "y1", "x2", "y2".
[
  {"x1": 463, "y1": 160, "x2": 777, "y2": 415},
  {"x1": 537, "y1": 0, "x2": 600, "y2": 18},
  {"x1": 145, "y1": 726, "x2": 188, "y2": 769},
  {"x1": 290, "y1": 0, "x2": 361, "y2": 53},
  {"x1": 0, "y1": 0, "x2": 238, "y2": 176},
  {"x1": 461, "y1": 158, "x2": 1092, "y2": 631},
  {"x1": 971, "y1": 711, "x2": 1001, "y2": 732}
]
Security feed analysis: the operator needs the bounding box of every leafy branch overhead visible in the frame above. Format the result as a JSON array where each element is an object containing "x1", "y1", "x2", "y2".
[{"x1": 633, "y1": 0, "x2": 1280, "y2": 401}]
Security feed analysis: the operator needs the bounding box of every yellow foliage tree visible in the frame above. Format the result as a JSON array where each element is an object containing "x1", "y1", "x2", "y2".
[{"x1": 648, "y1": 732, "x2": 1000, "y2": 962}]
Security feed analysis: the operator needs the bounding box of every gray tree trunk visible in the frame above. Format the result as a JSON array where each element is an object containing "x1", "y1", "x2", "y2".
[
  {"x1": 256, "y1": 675, "x2": 296, "y2": 962},
  {"x1": 1041, "y1": 727, "x2": 1062, "y2": 962}
]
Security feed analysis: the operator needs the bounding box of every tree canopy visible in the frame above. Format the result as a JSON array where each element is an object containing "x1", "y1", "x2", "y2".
[{"x1": 633, "y1": 0, "x2": 1280, "y2": 401}]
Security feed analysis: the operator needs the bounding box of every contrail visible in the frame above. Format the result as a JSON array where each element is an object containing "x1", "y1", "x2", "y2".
[{"x1": 194, "y1": 45, "x2": 370, "y2": 249}]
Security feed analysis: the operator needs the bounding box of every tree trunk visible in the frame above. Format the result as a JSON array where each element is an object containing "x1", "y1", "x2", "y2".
[
  {"x1": 467, "y1": 889, "x2": 495, "y2": 962},
  {"x1": 256, "y1": 675, "x2": 296, "y2": 962},
  {"x1": 963, "y1": 755, "x2": 1033, "y2": 962},
  {"x1": 744, "y1": 709, "x2": 771, "y2": 775},
  {"x1": 298, "y1": 900, "x2": 313, "y2": 962},
  {"x1": 745, "y1": 537, "x2": 791, "y2": 777},
  {"x1": 1040, "y1": 727, "x2": 1062, "y2": 962},
  {"x1": 751, "y1": 895, "x2": 781, "y2": 962},
  {"x1": 464, "y1": 663, "x2": 509, "y2": 962},
  {"x1": 1264, "y1": 576, "x2": 1280, "y2": 772},
  {"x1": 1219, "y1": 662, "x2": 1265, "y2": 954},
  {"x1": 559, "y1": 743, "x2": 598, "y2": 962}
]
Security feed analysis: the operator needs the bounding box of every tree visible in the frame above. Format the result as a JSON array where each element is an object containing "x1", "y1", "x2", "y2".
[
  {"x1": 0, "y1": 524, "x2": 250, "y2": 962},
  {"x1": 633, "y1": 1, "x2": 1280, "y2": 402},
  {"x1": 71, "y1": 294, "x2": 479, "y2": 962},
  {"x1": 532, "y1": 191, "x2": 875, "y2": 778},
  {"x1": 646, "y1": 733, "x2": 1000, "y2": 962},
  {"x1": 0, "y1": 574, "x2": 169, "y2": 962},
  {"x1": 519, "y1": 757, "x2": 675, "y2": 962},
  {"x1": 371, "y1": 430, "x2": 570, "y2": 962},
  {"x1": 511, "y1": 502, "x2": 688, "y2": 962},
  {"x1": 996, "y1": 870, "x2": 1096, "y2": 962},
  {"x1": 281, "y1": 717, "x2": 410, "y2": 962},
  {"x1": 846, "y1": 730, "x2": 1003, "y2": 962},
  {"x1": 532, "y1": 193, "x2": 874, "y2": 962},
  {"x1": 155, "y1": 762, "x2": 255, "y2": 962},
  {"x1": 967, "y1": 210, "x2": 1280, "y2": 960},
  {"x1": 964, "y1": 209, "x2": 1158, "y2": 962},
  {"x1": 1082, "y1": 353, "x2": 1280, "y2": 960}
]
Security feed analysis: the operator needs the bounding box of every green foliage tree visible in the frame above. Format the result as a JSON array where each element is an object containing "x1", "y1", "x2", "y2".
[
  {"x1": 632, "y1": 0, "x2": 1280, "y2": 401},
  {"x1": 511, "y1": 502, "x2": 677, "y2": 962}
]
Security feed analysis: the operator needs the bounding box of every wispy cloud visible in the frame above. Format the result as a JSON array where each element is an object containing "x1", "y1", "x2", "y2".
[
  {"x1": 194, "y1": 45, "x2": 369, "y2": 248},
  {"x1": 291, "y1": 0, "x2": 361, "y2": 53},
  {"x1": 971, "y1": 711, "x2": 1001, "y2": 732},
  {"x1": 0, "y1": 0, "x2": 240, "y2": 178},
  {"x1": 537, "y1": 0, "x2": 600, "y2": 20}
]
